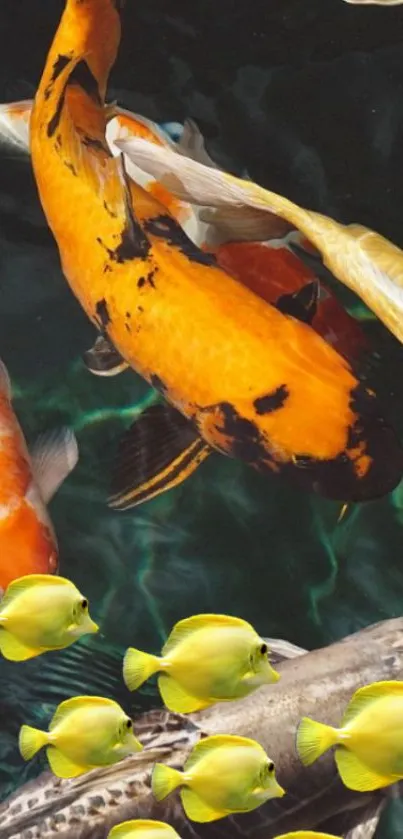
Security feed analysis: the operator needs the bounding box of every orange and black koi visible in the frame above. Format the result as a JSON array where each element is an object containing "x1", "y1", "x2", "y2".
[{"x1": 29, "y1": 0, "x2": 403, "y2": 509}]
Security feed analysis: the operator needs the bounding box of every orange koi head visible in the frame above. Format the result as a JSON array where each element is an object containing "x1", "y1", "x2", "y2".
[{"x1": 37, "y1": 0, "x2": 122, "y2": 108}]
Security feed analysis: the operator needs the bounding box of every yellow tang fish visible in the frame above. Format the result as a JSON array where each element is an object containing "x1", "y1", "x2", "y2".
[
  {"x1": 0, "y1": 574, "x2": 98, "y2": 661},
  {"x1": 107, "y1": 828, "x2": 340, "y2": 839},
  {"x1": 123, "y1": 613, "x2": 279, "y2": 713},
  {"x1": 19, "y1": 695, "x2": 143, "y2": 778},
  {"x1": 107, "y1": 821, "x2": 181, "y2": 839},
  {"x1": 152, "y1": 733, "x2": 285, "y2": 822},
  {"x1": 297, "y1": 679, "x2": 403, "y2": 791},
  {"x1": 276, "y1": 835, "x2": 341, "y2": 839}
]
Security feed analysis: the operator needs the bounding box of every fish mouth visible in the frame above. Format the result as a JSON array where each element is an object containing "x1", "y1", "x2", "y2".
[
  {"x1": 273, "y1": 781, "x2": 286, "y2": 798},
  {"x1": 80, "y1": 618, "x2": 99, "y2": 635},
  {"x1": 268, "y1": 666, "x2": 280, "y2": 683}
]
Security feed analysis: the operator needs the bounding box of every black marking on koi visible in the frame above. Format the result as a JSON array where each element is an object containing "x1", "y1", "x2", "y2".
[
  {"x1": 95, "y1": 299, "x2": 111, "y2": 330},
  {"x1": 254, "y1": 384, "x2": 289, "y2": 415},
  {"x1": 64, "y1": 160, "x2": 77, "y2": 176},
  {"x1": 47, "y1": 88, "x2": 66, "y2": 138},
  {"x1": 68, "y1": 60, "x2": 102, "y2": 105},
  {"x1": 144, "y1": 214, "x2": 217, "y2": 267},
  {"x1": 208, "y1": 401, "x2": 266, "y2": 464},
  {"x1": 103, "y1": 200, "x2": 118, "y2": 219},
  {"x1": 44, "y1": 53, "x2": 72, "y2": 100}
]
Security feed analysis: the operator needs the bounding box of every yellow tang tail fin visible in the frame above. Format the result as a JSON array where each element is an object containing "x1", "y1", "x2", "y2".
[
  {"x1": 19, "y1": 724, "x2": 48, "y2": 760},
  {"x1": 123, "y1": 648, "x2": 161, "y2": 692},
  {"x1": 296, "y1": 717, "x2": 337, "y2": 766},
  {"x1": 152, "y1": 763, "x2": 184, "y2": 801}
]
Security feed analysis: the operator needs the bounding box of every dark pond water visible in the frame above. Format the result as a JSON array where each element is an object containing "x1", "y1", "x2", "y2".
[{"x1": 1, "y1": 1, "x2": 403, "y2": 836}]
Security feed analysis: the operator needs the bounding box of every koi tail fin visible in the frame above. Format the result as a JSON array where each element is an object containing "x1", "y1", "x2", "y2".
[
  {"x1": 296, "y1": 716, "x2": 338, "y2": 766},
  {"x1": 19, "y1": 725, "x2": 48, "y2": 761},
  {"x1": 122, "y1": 647, "x2": 161, "y2": 691},
  {"x1": 152, "y1": 763, "x2": 184, "y2": 801}
]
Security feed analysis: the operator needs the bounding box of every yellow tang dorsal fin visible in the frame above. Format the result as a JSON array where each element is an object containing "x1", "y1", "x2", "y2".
[
  {"x1": 184, "y1": 734, "x2": 263, "y2": 772},
  {"x1": 342, "y1": 680, "x2": 403, "y2": 727},
  {"x1": 335, "y1": 746, "x2": 392, "y2": 792},
  {"x1": 50, "y1": 695, "x2": 120, "y2": 730},
  {"x1": 276, "y1": 833, "x2": 342, "y2": 839},
  {"x1": 158, "y1": 674, "x2": 210, "y2": 714},
  {"x1": 181, "y1": 788, "x2": 228, "y2": 823},
  {"x1": 1, "y1": 574, "x2": 71, "y2": 609},
  {"x1": 162, "y1": 614, "x2": 254, "y2": 656},
  {"x1": 0, "y1": 628, "x2": 40, "y2": 661},
  {"x1": 108, "y1": 821, "x2": 180, "y2": 839},
  {"x1": 46, "y1": 746, "x2": 88, "y2": 779}
]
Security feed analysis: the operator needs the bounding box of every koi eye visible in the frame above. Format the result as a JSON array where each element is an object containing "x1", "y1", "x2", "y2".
[
  {"x1": 260, "y1": 643, "x2": 268, "y2": 655},
  {"x1": 81, "y1": 599, "x2": 88, "y2": 610}
]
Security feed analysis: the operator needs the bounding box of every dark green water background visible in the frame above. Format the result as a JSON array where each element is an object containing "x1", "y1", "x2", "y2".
[{"x1": 1, "y1": 1, "x2": 403, "y2": 835}]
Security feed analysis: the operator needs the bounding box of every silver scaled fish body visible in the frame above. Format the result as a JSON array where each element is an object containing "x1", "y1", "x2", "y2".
[{"x1": 1, "y1": 619, "x2": 403, "y2": 839}]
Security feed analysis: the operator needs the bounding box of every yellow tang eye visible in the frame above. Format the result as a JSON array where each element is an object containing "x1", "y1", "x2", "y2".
[
  {"x1": 267, "y1": 761, "x2": 274, "y2": 774},
  {"x1": 260, "y1": 643, "x2": 268, "y2": 656},
  {"x1": 81, "y1": 598, "x2": 88, "y2": 610}
]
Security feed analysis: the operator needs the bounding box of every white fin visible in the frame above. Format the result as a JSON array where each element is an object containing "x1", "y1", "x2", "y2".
[
  {"x1": 177, "y1": 119, "x2": 220, "y2": 169},
  {"x1": 30, "y1": 428, "x2": 78, "y2": 504},
  {"x1": 113, "y1": 136, "x2": 293, "y2": 239},
  {"x1": 263, "y1": 636, "x2": 307, "y2": 662},
  {"x1": 0, "y1": 100, "x2": 32, "y2": 154}
]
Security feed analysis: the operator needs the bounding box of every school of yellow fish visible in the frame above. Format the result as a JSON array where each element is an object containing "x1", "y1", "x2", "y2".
[{"x1": 1, "y1": 0, "x2": 403, "y2": 837}]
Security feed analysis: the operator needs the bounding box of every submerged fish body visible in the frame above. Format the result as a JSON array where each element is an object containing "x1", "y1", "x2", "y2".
[
  {"x1": 26, "y1": 0, "x2": 403, "y2": 504},
  {"x1": 120, "y1": 133, "x2": 403, "y2": 348},
  {"x1": 0, "y1": 360, "x2": 78, "y2": 592},
  {"x1": 214, "y1": 239, "x2": 369, "y2": 364},
  {"x1": 2, "y1": 618, "x2": 403, "y2": 839}
]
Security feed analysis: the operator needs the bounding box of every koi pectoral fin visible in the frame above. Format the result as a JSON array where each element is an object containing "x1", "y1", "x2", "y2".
[
  {"x1": 83, "y1": 335, "x2": 129, "y2": 376},
  {"x1": 108, "y1": 402, "x2": 212, "y2": 510}
]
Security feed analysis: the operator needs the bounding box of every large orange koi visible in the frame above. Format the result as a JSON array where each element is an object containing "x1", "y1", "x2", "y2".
[{"x1": 29, "y1": 0, "x2": 403, "y2": 508}]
